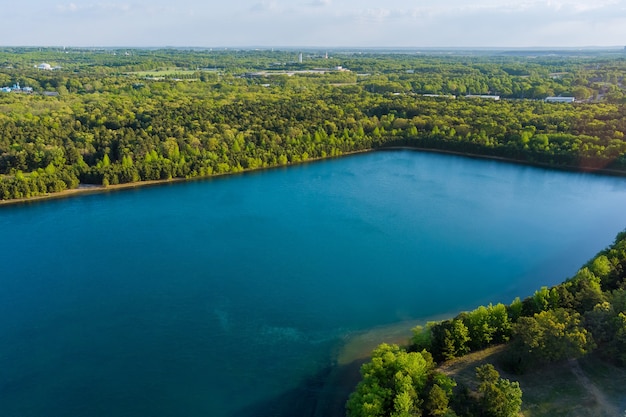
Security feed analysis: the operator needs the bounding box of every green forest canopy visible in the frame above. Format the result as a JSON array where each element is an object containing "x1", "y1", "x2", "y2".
[{"x1": 1, "y1": 48, "x2": 626, "y2": 200}]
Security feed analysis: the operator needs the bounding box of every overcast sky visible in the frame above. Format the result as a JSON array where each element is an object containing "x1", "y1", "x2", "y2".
[{"x1": 2, "y1": 0, "x2": 626, "y2": 48}]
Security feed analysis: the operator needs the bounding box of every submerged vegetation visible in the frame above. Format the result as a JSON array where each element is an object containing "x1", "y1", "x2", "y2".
[{"x1": 1, "y1": 47, "x2": 626, "y2": 200}]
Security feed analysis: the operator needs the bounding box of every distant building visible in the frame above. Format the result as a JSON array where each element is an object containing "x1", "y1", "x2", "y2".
[
  {"x1": 1, "y1": 83, "x2": 33, "y2": 94},
  {"x1": 37, "y1": 63, "x2": 52, "y2": 70},
  {"x1": 465, "y1": 94, "x2": 500, "y2": 100},
  {"x1": 545, "y1": 96, "x2": 575, "y2": 103},
  {"x1": 423, "y1": 94, "x2": 456, "y2": 99}
]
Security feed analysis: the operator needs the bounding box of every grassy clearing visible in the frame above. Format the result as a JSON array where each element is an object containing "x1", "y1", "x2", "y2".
[
  {"x1": 517, "y1": 360, "x2": 595, "y2": 417},
  {"x1": 578, "y1": 355, "x2": 626, "y2": 413},
  {"x1": 438, "y1": 345, "x2": 507, "y2": 391},
  {"x1": 439, "y1": 347, "x2": 626, "y2": 417}
]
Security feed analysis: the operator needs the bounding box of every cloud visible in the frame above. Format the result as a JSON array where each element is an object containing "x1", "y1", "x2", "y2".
[
  {"x1": 361, "y1": 8, "x2": 393, "y2": 20},
  {"x1": 307, "y1": 0, "x2": 331, "y2": 6},
  {"x1": 250, "y1": 1, "x2": 279, "y2": 12},
  {"x1": 3, "y1": 0, "x2": 626, "y2": 47},
  {"x1": 56, "y1": 2, "x2": 132, "y2": 14}
]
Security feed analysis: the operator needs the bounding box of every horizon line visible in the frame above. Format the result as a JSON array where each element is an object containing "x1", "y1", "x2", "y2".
[{"x1": 1, "y1": 45, "x2": 625, "y2": 51}]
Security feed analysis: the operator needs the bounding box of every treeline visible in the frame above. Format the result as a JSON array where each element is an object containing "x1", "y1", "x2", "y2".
[
  {"x1": 2, "y1": 50, "x2": 626, "y2": 201},
  {"x1": 346, "y1": 229, "x2": 626, "y2": 417}
]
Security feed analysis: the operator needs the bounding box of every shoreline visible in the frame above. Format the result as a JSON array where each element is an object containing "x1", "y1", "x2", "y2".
[
  {"x1": 0, "y1": 178, "x2": 189, "y2": 207},
  {"x1": 381, "y1": 146, "x2": 626, "y2": 177},
  {"x1": 331, "y1": 310, "x2": 464, "y2": 367},
  {"x1": 1, "y1": 146, "x2": 625, "y2": 207},
  {"x1": 315, "y1": 312, "x2": 460, "y2": 417},
  {"x1": 0, "y1": 150, "x2": 372, "y2": 208}
]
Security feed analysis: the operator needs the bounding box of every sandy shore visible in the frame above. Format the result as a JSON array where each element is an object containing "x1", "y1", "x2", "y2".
[
  {"x1": 335, "y1": 311, "x2": 464, "y2": 365},
  {"x1": 0, "y1": 178, "x2": 191, "y2": 207}
]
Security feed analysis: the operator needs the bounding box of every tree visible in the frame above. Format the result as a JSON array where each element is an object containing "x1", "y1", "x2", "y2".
[
  {"x1": 507, "y1": 297, "x2": 523, "y2": 322},
  {"x1": 476, "y1": 364, "x2": 523, "y2": 417},
  {"x1": 512, "y1": 308, "x2": 595, "y2": 365},
  {"x1": 429, "y1": 319, "x2": 470, "y2": 361},
  {"x1": 462, "y1": 303, "x2": 511, "y2": 350},
  {"x1": 569, "y1": 268, "x2": 605, "y2": 312},
  {"x1": 346, "y1": 344, "x2": 434, "y2": 417},
  {"x1": 411, "y1": 325, "x2": 433, "y2": 351},
  {"x1": 612, "y1": 312, "x2": 626, "y2": 366},
  {"x1": 425, "y1": 384, "x2": 450, "y2": 416}
]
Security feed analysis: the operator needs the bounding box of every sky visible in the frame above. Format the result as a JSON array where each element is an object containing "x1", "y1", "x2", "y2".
[{"x1": 2, "y1": 0, "x2": 626, "y2": 48}]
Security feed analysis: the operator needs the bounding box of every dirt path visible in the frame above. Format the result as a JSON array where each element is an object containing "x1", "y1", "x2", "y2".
[{"x1": 569, "y1": 359, "x2": 622, "y2": 417}]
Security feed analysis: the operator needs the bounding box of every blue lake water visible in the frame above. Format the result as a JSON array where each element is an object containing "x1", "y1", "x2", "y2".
[{"x1": 2, "y1": 150, "x2": 626, "y2": 416}]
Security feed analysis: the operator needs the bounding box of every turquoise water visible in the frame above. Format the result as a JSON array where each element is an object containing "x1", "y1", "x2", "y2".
[{"x1": 2, "y1": 150, "x2": 626, "y2": 416}]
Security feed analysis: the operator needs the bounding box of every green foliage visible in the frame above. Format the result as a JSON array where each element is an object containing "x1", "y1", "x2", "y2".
[
  {"x1": 568, "y1": 268, "x2": 606, "y2": 312},
  {"x1": 429, "y1": 319, "x2": 470, "y2": 362},
  {"x1": 507, "y1": 297, "x2": 523, "y2": 322},
  {"x1": 2, "y1": 49, "x2": 626, "y2": 201},
  {"x1": 589, "y1": 255, "x2": 612, "y2": 281},
  {"x1": 476, "y1": 364, "x2": 523, "y2": 417},
  {"x1": 425, "y1": 384, "x2": 450, "y2": 416},
  {"x1": 418, "y1": 303, "x2": 515, "y2": 361},
  {"x1": 346, "y1": 344, "x2": 435, "y2": 417},
  {"x1": 583, "y1": 301, "x2": 615, "y2": 349},
  {"x1": 512, "y1": 308, "x2": 595, "y2": 365},
  {"x1": 585, "y1": 288, "x2": 626, "y2": 366},
  {"x1": 411, "y1": 325, "x2": 432, "y2": 351},
  {"x1": 613, "y1": 312, "x2": 626, "y2": 365},
  {"x1": 347, "y1": 343, "x2": 463, "y2": 417},
  {"x1": 461, "y1": 303, "x2": 512, "y2": 350}
]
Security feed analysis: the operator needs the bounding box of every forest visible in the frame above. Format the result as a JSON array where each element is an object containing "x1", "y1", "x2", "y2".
[{"x1": 1, "y1": 47, "x2": 626, "y2": 200}]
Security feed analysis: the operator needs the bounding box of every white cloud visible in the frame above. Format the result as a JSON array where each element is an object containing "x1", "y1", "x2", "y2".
[
  {"x1": 250, "y1": 1, "x2": 280, "y2": 12},
  {"x1": 3, "y1": 0, "x2": 626, "y2": 46},
  {"x1": 360, "y1": 8, "x2": 392, "y2": 20},
  {"x1": 307, "y1": 0, "x2": 332, "y2": 6},
  {"x1": 55, "y1": 1, "x2": 133, "y2": 14}
]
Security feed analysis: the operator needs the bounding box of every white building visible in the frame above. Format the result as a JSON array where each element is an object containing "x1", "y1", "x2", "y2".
[
  {"x1": 465, "y1": 94, "x2": 500, "y2": 100},
  {"x1": 37, "y1": 63, "x2": 52, "y2": 70},
  {"x1": 545, "y1": 96, "x2": 575, "y2": 103},
  {"x1": 423, "y1": 94, "x2": 456, "y2": 99}
]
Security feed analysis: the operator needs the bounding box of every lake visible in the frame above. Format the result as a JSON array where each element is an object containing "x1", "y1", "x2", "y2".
[{"x1": 2, "y1": 150, "x2": 626, "y2": 416}]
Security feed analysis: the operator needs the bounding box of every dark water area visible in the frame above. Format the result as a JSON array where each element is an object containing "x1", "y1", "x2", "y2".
[{"x1": 2, "y1": 150, "x2": 626, "y2": 416}]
